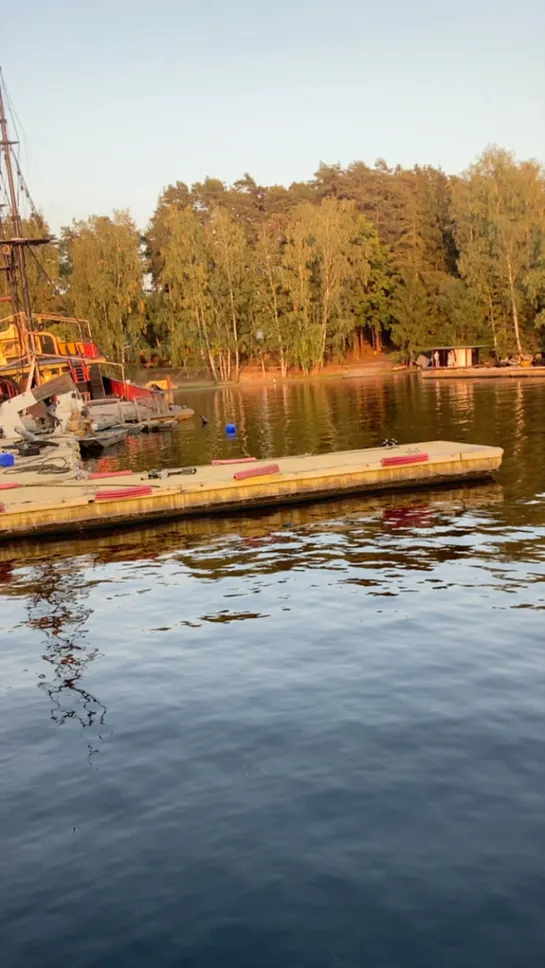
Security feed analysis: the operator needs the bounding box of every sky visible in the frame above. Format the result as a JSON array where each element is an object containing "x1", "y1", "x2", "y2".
[{"x1": 2, "y1": 0, "x2": 545, "y2": 231}]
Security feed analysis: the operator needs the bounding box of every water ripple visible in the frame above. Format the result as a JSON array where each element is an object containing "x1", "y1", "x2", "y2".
[{"x1": 2, "y1": 379, "x2": 545, "y2": 967}]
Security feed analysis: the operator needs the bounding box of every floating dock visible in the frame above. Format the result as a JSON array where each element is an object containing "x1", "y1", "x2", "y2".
[
  {"x1": 420, "y1": 366, "x2": 545, "y2": 379},
  {"x1": 0, "y1": 440, "x2": 503, "y2": 542}
]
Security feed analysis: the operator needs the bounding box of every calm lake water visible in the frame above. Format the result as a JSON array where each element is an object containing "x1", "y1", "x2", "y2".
[{"x1": 1, "y1": 374, "x2": 545, "y2": 968}]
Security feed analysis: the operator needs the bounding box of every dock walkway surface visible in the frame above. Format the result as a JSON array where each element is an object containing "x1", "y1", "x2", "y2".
[{"x1": 0, "y1": 440, "x2": 503, "y2": 542}]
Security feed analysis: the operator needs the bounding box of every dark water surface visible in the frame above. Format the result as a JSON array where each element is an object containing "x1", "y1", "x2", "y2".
[{"x1": 2, "y1": 375, "x2": 545, "y2": 968}]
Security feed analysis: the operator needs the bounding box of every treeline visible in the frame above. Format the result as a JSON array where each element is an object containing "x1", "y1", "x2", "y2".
[{"x1": 2, "y1": 147, "x2": 545, "y2": 376}]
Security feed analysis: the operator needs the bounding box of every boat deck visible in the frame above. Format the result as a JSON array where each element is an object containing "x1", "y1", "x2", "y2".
[{"x1": 0, "y1": 439, "x2": 503, "y2": 542}]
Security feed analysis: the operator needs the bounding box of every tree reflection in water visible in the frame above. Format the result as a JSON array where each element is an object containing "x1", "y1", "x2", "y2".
[{"x1": 26, "y1": 564, "x2": 108, "y2": 764}]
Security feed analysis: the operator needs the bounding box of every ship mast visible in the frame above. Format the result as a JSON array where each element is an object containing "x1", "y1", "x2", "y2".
[{"x1": 0, "y1": 67, "x2": 50, "y2": 386}]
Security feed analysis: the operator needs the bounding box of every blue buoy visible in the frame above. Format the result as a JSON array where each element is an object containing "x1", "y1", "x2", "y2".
[
  {"x1": 0, "y1": 453, "x2": 15, "y2": 467},
  {"x1": 225, "y1": 423, "x2": 237, "y2": 436}
]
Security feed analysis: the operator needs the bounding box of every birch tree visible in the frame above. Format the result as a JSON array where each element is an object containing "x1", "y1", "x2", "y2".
[
  {"x1": 453, "y1": 149, "x2": 545, "y2": 355},
  {"x1": 63, "y1": 211, "x2": 144, "y2": 362}
]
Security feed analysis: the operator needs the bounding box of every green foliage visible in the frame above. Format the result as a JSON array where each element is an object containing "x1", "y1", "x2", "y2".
[
  {"x1": 12, "y1": 147, "x2": 545, "y2": 376},
  {"x1": 453, "y1": 148, "x2": 545, "y2": 355},
  {"x1": 434, "y1": 277, "x2": 488, "y2": 345},
  {"x1": 0, "y1": 216, "x2": 62, "y2": 322},
  {"x1": 146, "y1": 181, "x2": 191, "y2": 284},
  {"x1": 61, "y1": 211, "x2": 144, "y2": 362},
  {"x1": 158, "y1": 205, "x2": 253, "y2": 381},
  {"x1": 254, "y1": 221, "x2": 291, "y2": 376},
  {"x1": 144, "y1": 151, "x2": 545, "y2": 374},
  {"x1": 525, "y1": 243, "x2": 545, "y2": 331},
  {"x1": 390, "y1": 269, "x2": 436, "y2": 357},
  {"x1": 349, "y1": 217, "x2": 394, "y2": 352}
]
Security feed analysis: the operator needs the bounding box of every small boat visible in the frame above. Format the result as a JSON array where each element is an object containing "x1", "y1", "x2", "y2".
[
  {"x1": 86, "y1": 396, "x2": 194, "y2": 428},
  {"x1": 78, "y1": 428, "x2": 128, "y2": 459}
]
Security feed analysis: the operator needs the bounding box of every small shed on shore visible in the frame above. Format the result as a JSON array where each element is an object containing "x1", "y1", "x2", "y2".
[{"x1": 426, "y1": 345, "x2": 488, "y2": 368}]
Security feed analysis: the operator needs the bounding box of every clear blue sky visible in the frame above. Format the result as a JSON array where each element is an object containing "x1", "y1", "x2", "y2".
[{"x1": 3, "y1": 0, "x2": 544, "y2": 231}]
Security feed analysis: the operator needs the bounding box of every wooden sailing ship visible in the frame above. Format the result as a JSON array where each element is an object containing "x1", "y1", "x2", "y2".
[{"x1": 0, "y1": 69, "x2": 193, "y2": 425}]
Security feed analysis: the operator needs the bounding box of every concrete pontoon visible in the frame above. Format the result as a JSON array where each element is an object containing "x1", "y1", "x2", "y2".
[{"x1": 0, "y1": 440, "x2": 503, "y2": 542}]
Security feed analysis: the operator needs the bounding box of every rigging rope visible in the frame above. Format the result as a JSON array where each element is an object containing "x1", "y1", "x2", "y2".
[
  {"x1": 3, "y1": 452, "x2": 72, "y2": 475},
  {"x1": 0, "y1": 70, "x2": 45, "y2": 227},
  {"x1": 0, "y1": 70, "x2": 25, "y2": 164},
  {"x1": 27, "y1": 244, "x2": 58, "y2": 290}
]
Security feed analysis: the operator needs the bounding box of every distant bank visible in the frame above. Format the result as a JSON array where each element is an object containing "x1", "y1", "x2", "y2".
[{"x1": 128, "y1": 358, "x2": 399, "y2": 391}]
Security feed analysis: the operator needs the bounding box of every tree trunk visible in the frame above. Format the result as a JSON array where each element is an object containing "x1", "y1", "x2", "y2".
[
  {"x1": 224, "y1": 261, "x2": 239, "y2": 380},
  {"x1": 266, "y1": 264, "x2": 286, "y2": 379},
  {"x1": 487, "y1": 290, "x2": 498, "y2": 355},
  {"x1": 321, "y1": 287, "x2": 330, "y2": 367},
  {"x1": 506, "y1": 254, "x2": 522, "y2": 354},
  {"x1": 198, "y1": 303, "x2": 218, "y2": 382}
]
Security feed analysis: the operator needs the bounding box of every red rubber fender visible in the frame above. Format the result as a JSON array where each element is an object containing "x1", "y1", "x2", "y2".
[
  {"x1": 0, "y1": 482, "x2": 21, "y2": 490},
  {"x1": 88, "y1": 470, "x2": 134, "y2": 480},
  {"x1": 234, "y1": 463, "x2": 280, "y2": 481},
  {"x1": 95, "y1": 485, "x2": 154, "y2": 501},
  {"x1": 211, "y1": 457, "x2": 257, "y2": 465},
  {"x1": 381, "y1": 453, "x2": 428, "y2": 467}
]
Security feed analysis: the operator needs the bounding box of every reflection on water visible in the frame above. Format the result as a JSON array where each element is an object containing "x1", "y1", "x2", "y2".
[
  {"x1": 20, "y1": 565, "x2": 108, "y2": 763},
  {"x1": 2, "y1": 377, "x2": 545, "y2": 968},
  {"x1": 0, "y1": 481, "x2": 505, "y2": 568},
  {"x1": 83, "y1": 373, "x2": 545, "y2": 505}
]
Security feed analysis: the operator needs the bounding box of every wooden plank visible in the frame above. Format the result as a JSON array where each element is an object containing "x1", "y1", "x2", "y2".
[{"x1": 31, "y1": 374, "x2": 76, "y2": 402}]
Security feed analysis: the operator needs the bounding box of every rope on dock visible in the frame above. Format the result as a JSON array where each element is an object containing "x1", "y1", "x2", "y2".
[{"x1": 1, "y1": 454, "x2": 73, "y2": 475}]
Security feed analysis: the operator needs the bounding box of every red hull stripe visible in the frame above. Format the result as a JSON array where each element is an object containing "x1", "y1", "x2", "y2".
[{"x1": 108, "y1": 379, "x2": 154, "y2": 401}]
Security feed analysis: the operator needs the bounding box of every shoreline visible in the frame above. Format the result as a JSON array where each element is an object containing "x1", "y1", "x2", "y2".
[
  {"x1": 124, "y1": 360, "x2": 545, "y2": 392},
  {"x1": 130, "y1": 360, "x2": 405, "y2": 392}
]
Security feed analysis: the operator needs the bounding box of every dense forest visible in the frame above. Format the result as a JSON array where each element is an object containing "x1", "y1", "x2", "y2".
[{"x1": 2, "y1": 147, "x2": 545, "y2": 378}]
